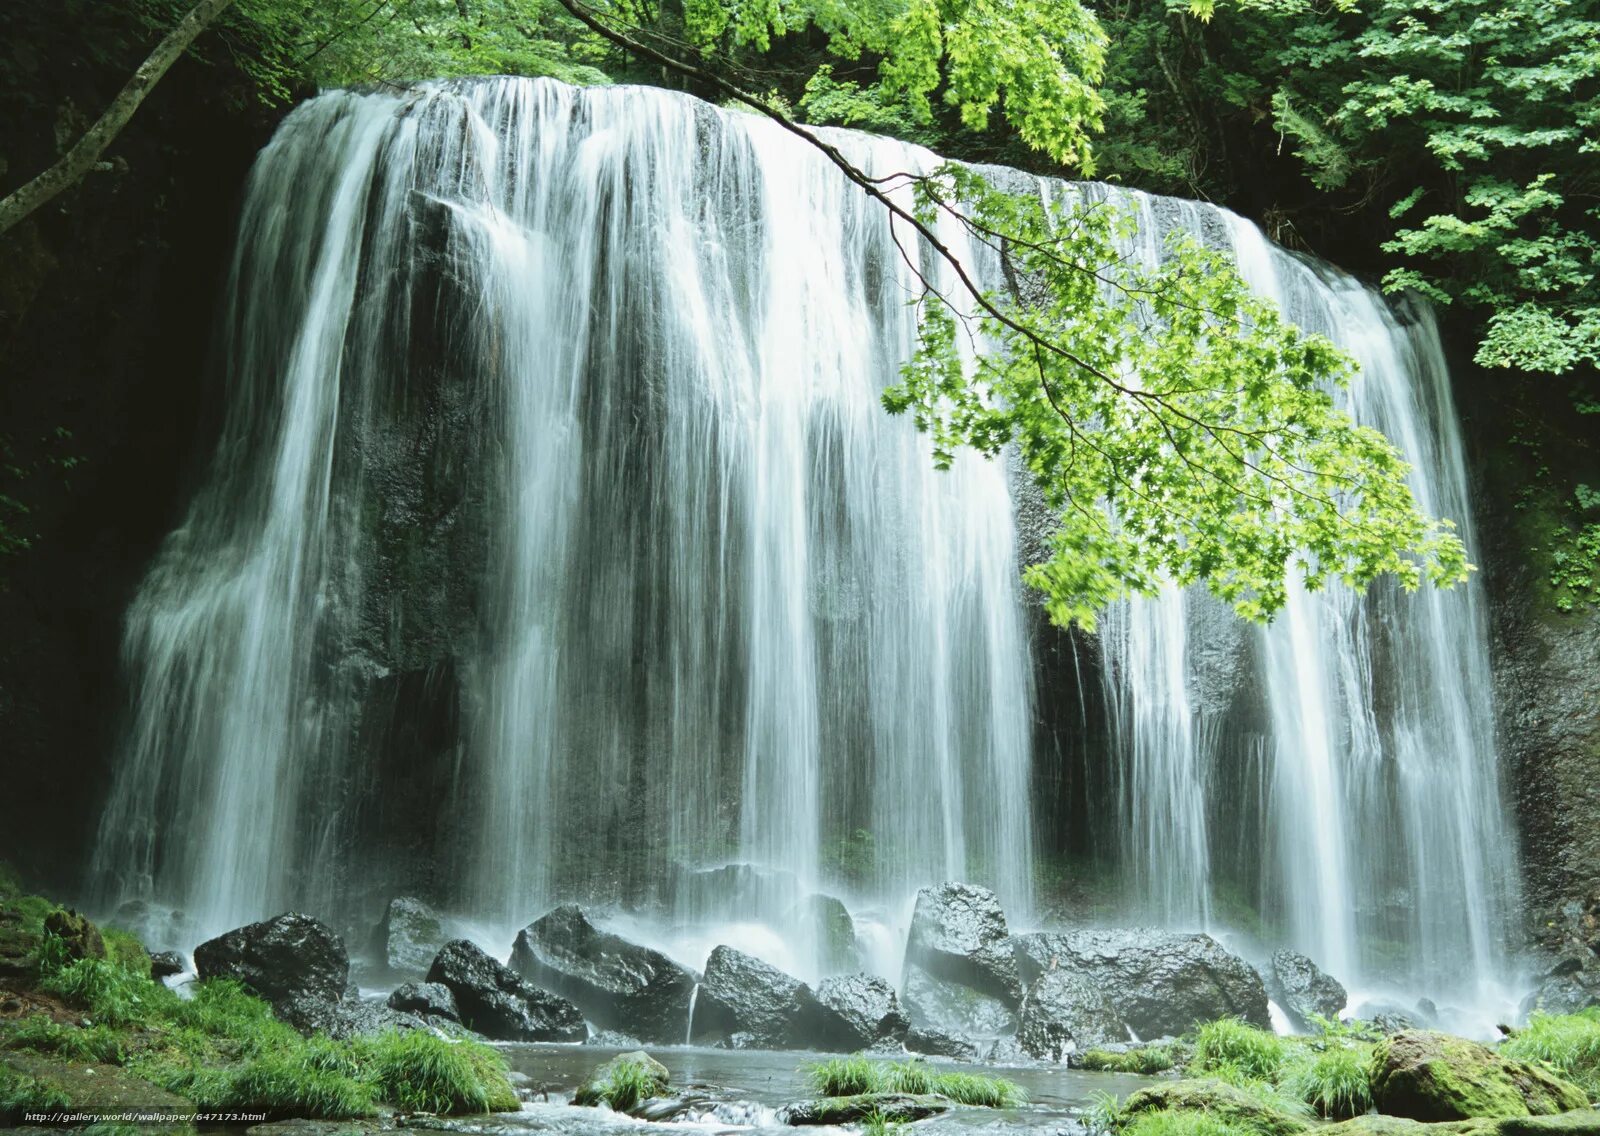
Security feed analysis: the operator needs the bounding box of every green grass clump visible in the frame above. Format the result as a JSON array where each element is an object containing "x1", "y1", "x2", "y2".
[
  {"x1": 1280, "y1": 1044, "x2": 1372, "y2": 1118},
  {"x1": 1191, "y1": 1020, "x2": 1290, "y2": 1083},
  {"x1": 225, "y1": 1048, "x2": 376, "y2": 1119},
  {"x1": 1124, "y1": 1109, "x2": 1255, "y2": 1136},
  {"x1": 861, "y1": 1109, "x2": 909, "y2": 1136},
  {"x1": 1501, "y1": 1009, "x2": 1600, "y2": 1098},
  {"x1": 1081, "y1": 1045, "x2": 1177, "y2": 1074},
  {"x1": 0, "y1": 1061, "x2": 72, "y2": 1115},
  {"x1": 1, "y1": 1015, "x2": 126, "y2": 1064},
  {"x1": 803, "y1": 1058, "x2": 1025, "y2": 1108},
  {"x1": 362, "y1": 1030, "x2": 518, "y2": 1114},
  {"x1": 101, "y1": 928, "x2": 153, "y2": 979},
  {"x1": 39, "y1": 956, "x2": 178, "y2": 1027}
]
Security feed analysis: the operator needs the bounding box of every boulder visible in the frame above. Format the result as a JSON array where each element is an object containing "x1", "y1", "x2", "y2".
[
  {"x1": 510, "y1": 905, "x2": 697, "y2": 1044},
  {"x1": 149, "y1": 950, "x2": 186, "y2": 980},
  {"x1": 1369, "y1": 1030, "x2": 1589, "y2": 1121},
  {"x1": 193, "y1": 913, "x2": 348, "y2": 1015},
  {"x1": 779, "y1": 1094, "x2": 950, "y2": 1125},
  {"x1": 1122, "y1": 1079, "x2": 1310, "y2": 1136},
  {"x1": 282, "y1": 994, "x2": 430, "y2": 1039},
  {"x1": 1322, "y1": 1117, "x2": 1494, "y2": 1136},
  {"x1": 371, "y1": 896, "x2": 447, "y2": 976},
  {"x1": 813, "y1": 973, "x2": 910, "y2": 1050},
  {"x1": 1522, "y1": 953, "x2": 1600, "y2": 1017},
  {"x1": 689, "y1": 945, "x2": 821, "y2": 1049},
  {"x1": 426, "y1": 938, "x2": 585, "y2": 1042},
  {"x1": 1499, "y1": 1113, "x2": 1600, "y2": 1136},
  {"x1": 572, "y1": 1050, "x2": 671, "y2": 1110},
  {"x1": 904, "y1": 1025, "x2": 978, "y2": 1060},
  {"x1": 1013, "y1": 928, "x2": 1270, "y2": 1035},
  {"x1": 387, "y1": 980, "x2": 460, "y2": 1022},
  {"x1": 43, "y1": 910, "x2": 105, "y2": 962},
  {"x1": 901, "y1": 963, "x2": 1018, "y2": 1038},
  {"x1": 1017, "y1": 967, "x2": 1123, "y2": 1061},
  {"x1": 903, "y1": 883, "x2": 1022, "y2": 1006},
  {"x1": 1270, "y1": 949, "x2": 1347, "y2": 1028}
]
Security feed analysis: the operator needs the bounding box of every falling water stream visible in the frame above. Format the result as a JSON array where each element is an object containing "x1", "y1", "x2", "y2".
[{"x1": 91, "y1": 77, "x2": 1518, "y2": 1012}]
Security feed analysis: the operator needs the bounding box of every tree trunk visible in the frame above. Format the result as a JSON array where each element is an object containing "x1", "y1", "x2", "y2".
[{"x1": 0, "y1": 0, "x2": 238, "y2": 237}]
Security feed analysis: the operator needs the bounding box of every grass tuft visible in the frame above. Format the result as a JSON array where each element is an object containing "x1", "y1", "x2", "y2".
[
  {"x1": 40, "y1": 956, "x2": 178, "y2": 1027},
  {"x1": 1081, "y1": 1045, "x2": 1178, "y2": 1074},
  {"x1": 0, "y1": 1061, "x2": 72, "y2": 1116},
  {"x1": 1191, "y1": 1019, "x2": 1290, "y2": 1083},
  {"x1": 1501, "y1": 1009, "x2": 1600, "y2": 1098},
  {"x1": 1, "y1": 1015, "x2": 126, "y2": 1064},
  {"x1": 361, "y1": 1030, "x2": 518, "y2": 1114},
  {"x1": 1280, "y1": 1043, "x2": 1372, "y2": 1118},
  {"x1": 802, "y1": 1057, "x2": 1025, "y2": 1107}
]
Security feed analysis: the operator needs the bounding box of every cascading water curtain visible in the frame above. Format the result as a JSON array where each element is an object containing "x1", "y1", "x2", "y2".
[
  {"x1": 1095, "y1": 186, "x2": 1520, "y2": 1010},
  {"x1": 91, "y1": 79, "x2": 1037, "y2": 965}
]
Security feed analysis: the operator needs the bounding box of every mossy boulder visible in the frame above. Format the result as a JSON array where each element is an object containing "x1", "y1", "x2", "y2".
[
  {"x1": 1323, "y1": 1116, "x2": 1495, "y2": 1136},
  {"x1": 1499, "y1": 1111, "x2": 1600, "y2": 1136},
  {"x1": 572, "y1": 1050, "x2": 670, "y2": 1110},
  {"x1": 1121, "y1": 1079, "x2": 1310, "y2": 1136},
  {"x1": 1, "y1": 1052, "x2": 192, "y2": 1122},
  {"x1": 1370, "y1": 1032, "x2": 1589, "y2": 1121},
  {"x1": 41, "y1": 910, "x2": 105, "y2": 964},
  {"x1": 779, "y1": 1092, "x2": 951, "y2": 1125}
]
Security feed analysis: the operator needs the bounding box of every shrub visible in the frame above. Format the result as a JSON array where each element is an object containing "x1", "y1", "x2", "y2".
[
  {"x1": 1192, "y1": 1020, "x2": 1290, "y2": 1082},
  {"x1": 1501, "y1": 1009, "x2": 1600, "y2": 1098},
  {"x1": 1281, "y1": 1044, "x2": 1373, "y2": 1118}
]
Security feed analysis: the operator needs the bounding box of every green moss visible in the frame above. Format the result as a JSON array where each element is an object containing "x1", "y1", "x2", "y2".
[
  {"x1": 1498, "y1": 1110, "x2": 1600, "y2": 1135},
  {"x1": 1370, "y1": 1031, "x2": 1589, "y2": 1122},
  {"x1": 1120, "y1": 1079, "x2": 1311, "y2": 1136},
  {"x1": 101, "y1": 928, "x2": 153, "y2": 979},
  {"x1": 1125, "y1": 1109, "x2": 1260, "y2": 1136},
  {"x1": 1502, "y1": 1011, "x2": 1600, "y2": 1099}
]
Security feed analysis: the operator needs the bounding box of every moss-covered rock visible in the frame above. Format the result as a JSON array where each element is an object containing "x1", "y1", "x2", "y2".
[
  {"x1": 40, "y1": 910, "x2": 104, "y2": 964},
  {"x1": 1370, "y1": 1032, "x2": 1589, "y2": 1121},
  {"x1": 1323, "y1": 1115, "x2": 1495, "y2": 1136},
  {"x1": 778, "y1": 1092, "x2": 951, "y2": 1125},
  {"x1": 1, "y1": 1051, "x2": 192, "y2": 1122},
  {"x1": 1499, "y1": 1111, "x2": 1600, "y2": 1136},
  {"x1": 1121, "y1": 1079, "x2": 1310, "y2": 1136},
  {"x1": 572, "y1": 1050, "x2": 670, "y2": 1110}
]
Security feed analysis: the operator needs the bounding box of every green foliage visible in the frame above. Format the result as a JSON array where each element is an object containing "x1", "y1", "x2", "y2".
[
  {"x1": 579, "y1": 1053, "x2": 662, "y2": 1111},
  {"x1": 885, "y1": 167, "x2": 1467, "y2": 627},
  {"x1": 861, "y1": 1110, "x2": 910, "y2": 1136},
  {"x1": 1086, "y1": 1088, "x2": 1127, "y2": 1136},
  {"x1": 1501, "y1": 1009, "x2": 1600, "y2": 1099},
  {"x1": 1081, "y1": 1045, "x2": 1178, "y2": 1074},
  {"x1": 803, "y1": 1057, "x2": 1025, "y2": 1107},
  {"x1": 101, "y1": 928, "x2": 153, "y2": 980},
  {"x1": 1279, "y1": 1044, "x2": 1372, "y2": 1119}
]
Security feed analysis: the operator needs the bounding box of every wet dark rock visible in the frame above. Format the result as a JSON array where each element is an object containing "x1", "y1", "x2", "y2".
[
  {"x1": 903, "y1": 882, "x2": 1022, "y2": 1005},
  {"x1": 282, "y1": 994, "x2": 429, "y2": 1039},
  {"x1": 1522, "y1": 949, "x2": 1600, "y2": 1016},
  {"x1": 149, "y1": 950, "x2": 186, "y2": 980},
  {"x1": 510, "y1": 905, "x2": 697, "y2": 1044},
  {"x1": 1269, "y1": 949, "x2": 1347, "y2": 1029},
  {"x1": 586, "y1": 1028, "x2": 645, "y2": 1047},
  {"x1": 779, "y1": 1093, "x2": 951, "y2": 1125},
  {"x1": 371, "y1": 896, "x2": 446, "y2": 977},
  {"x1": 1370, "y1": 1030, "x2": 1589, "y2": 1121},
  {"x1": 1013, "y1": 928, "x2": 1270, "y2": 1035},
  {"x1": 689, "y1": 945, "x2": 822, "y2": 1049},
  {"x1": 387, "y1": 980, "x2": 459, "y2": 1022},
  {"x1": 572, "y1": 1050, "x2": 670, "y2": 1109},
  {"x1": 902, "y1": 964, "x2": 1018, "y2": 1038},
  {"x1": 813, "y1": 973, "x2": 910, "y2": 1050},
  {"x1": 194, "y1": 912, "x2": 348, "y2": 1015},
  {"x1": 1017, "y1": 967, "x2": 1123, "y2": 1060},
  {"x1": 904, "y1": 1025, "x2": 978, "y2": 1060},
  {"x1": 43, "y1": 909, "x2": 105, "y2": 962},
  {"x1": 426, "y1": 938, "x2": 585, "y2": 1042}
]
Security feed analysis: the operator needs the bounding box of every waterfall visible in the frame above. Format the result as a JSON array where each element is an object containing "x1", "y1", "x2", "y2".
[
  {"x1": 1092, "y1": 188, "x2": 1521, "y2": 1009},
  {"x1": 90, "y1": 79, "x2": 1035, "y2": 969},
  {"x1": 90, "y1": 76, "x2": 1517, "y2": 1007}
]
